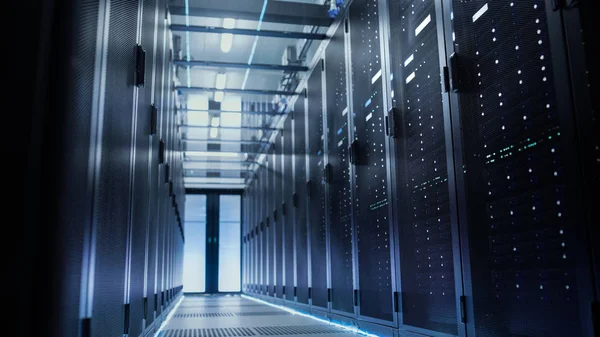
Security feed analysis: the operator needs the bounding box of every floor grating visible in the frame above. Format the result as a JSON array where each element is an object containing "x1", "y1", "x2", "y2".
[{"x1": 163, "y1": 296, "x2": 358, "y2": 336}]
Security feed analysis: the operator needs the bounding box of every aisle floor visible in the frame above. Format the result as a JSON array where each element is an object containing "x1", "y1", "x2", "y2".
[{"x1": 160, "y1": 295, "x2": 360, "y2": 337}]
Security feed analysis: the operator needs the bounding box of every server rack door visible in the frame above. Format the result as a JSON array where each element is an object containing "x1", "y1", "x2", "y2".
[
  {"x1": 90, "y1": 0, "x2": 140, "y2": 335},
  {"x1": 256, "y1": 168, "x2": 264, "y2": 294},
  {"x1": 263, "y1": 163, "x2": 270, "y2": 296},
  {"x1": 307, "y1": 66, "x2": 329, "y2": 309},
  {"x1": 325, "y1": 22, "x2": 355, "y2": 316},
  {"x1": 283, "y1": 117, "x2": 296, "y2": 301},
  {"x1": 269, "y1": 149, "x2": 277, "y2": 297},
  {"x1": 129, "y1": 0, "x2": 157, "y2": 331},
  {"x1": 347, "y1": 0, "x2": 396, "y2": 324},
  {"x1": 386, "y1": 0, "x2": 461, "y2": 335},
  {"x1": 247, "y1": 184, "x2": 254, "y2": 292},
  {"x1": 260, "y1": 168, "x2": 266, "y2": 294},
  {"x1": 294, "y1": 92, "x2": 310, "y2": 305},
  {"x1": 275, "y1": 134, "x2": 285, "y2": 298},
  {"x1": 445, "y1": 1, "x2": 596, "y2": 336}
]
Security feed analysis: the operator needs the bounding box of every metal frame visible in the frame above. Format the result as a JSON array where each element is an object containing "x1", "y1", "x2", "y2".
[
  {"x1": 179, "y1": 125, "x2": 280, "y2": 132},
  {"x1": 183, "y1": 139, "x2": 271, "y2": 145},
  {"x1": 169, "y1": 0, "x2": 332, "y2": 26},
  {"x1": 170, "y1": 24, "x2": 328, "y2": 40},
  {"x1": 176, "y1": 86, "x2": 298, "y2": 96},
  {"x1": 174, "y1": 60, "x2": 309, "y2": 72},
  {"x1": 180, "y1": 108, "x2": 286, "y2": 117}
]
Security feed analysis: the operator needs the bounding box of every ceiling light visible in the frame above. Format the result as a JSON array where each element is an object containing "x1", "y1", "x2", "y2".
[
  {"x1": 186, "y1": 151, "x2": 239, "y2": 157},
  {"x1": 209, "y1": 127, "x2": 219, "y2": 138},
  {"x1": 211, "y1": 117, "x2": 220, "y2": 127},
  {"x1": 214, "y1": 91, "x2": 224, "y2": 102},
  {"x1": 215, "y1": 73, "x2": 227, "y2": 90},
  {"x1": 185, "y1": 177, "x2": 246, "y2": 185},
  {"x1": 220, "y1": 33, "x2": 233, "y2": 53},
  {"x1": 223, "y1": 18, "x2": 236, "y2": 29}
]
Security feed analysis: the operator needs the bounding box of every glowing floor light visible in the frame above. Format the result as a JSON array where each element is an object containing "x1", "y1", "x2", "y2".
[
  {"x1": 153, "y1": 296, "x2": 184, "y2": 337},
  {"x1": 240, "y1": 295, "x2": 380, "y2": 337}
]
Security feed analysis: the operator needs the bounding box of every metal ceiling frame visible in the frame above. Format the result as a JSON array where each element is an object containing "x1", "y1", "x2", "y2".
[
  {"x1": 169, "y1": 0, "x2": 332, "y2": 26},
  {"x1": 170, "y1": 24, "x2": 328, "y2": 40},
  {"x1": 174, "y1": 60, "x2": 309, "y2": 72},
  {"x1": 176, "y1": 87, "x2": 298, "y2": 96}
]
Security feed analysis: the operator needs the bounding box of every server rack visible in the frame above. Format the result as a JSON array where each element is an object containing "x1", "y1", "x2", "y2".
[
  {"x1": 306, "y1": 64, "x2": 329, "y2": 311},
  {"x1": 275, "y1": 133, "x2": 285, "y2": 299},
  {"x1": 384, "y1": 0, "x2": 464, "y2": 335},
  {"x1": 325, "y1": 21, "x2": 356, "y2": 318},
  {"x1": 283, "y1": 117, "x2": 296, "y2": 302},
  {"x1": 441, "y1": 1, "x2": 597, "y2": 336},
  {"x1": 294, "y1": 91, "x2": 310, "y2": 307},
  {"x1": 347, "y1": 0, "x2": 398, "y2": 327}
]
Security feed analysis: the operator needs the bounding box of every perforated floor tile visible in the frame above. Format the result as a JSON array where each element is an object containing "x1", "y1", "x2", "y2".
[{"x1": 162, "y1": 295, "x2": 359, "y2": 337}]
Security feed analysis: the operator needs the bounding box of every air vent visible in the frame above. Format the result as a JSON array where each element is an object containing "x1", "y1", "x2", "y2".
[
  {"x1": 253, "y1": 325, "x2": 346, "y2": 336},
  {"x1": 174, "y1": 313, "x2": 235, "y2": 318},
  {"x1": 162, "y1": 328, "x2": 256, "y2": 337},
  {"x1": 235, "y1": 311, "x2": 291, "y2": 317}
]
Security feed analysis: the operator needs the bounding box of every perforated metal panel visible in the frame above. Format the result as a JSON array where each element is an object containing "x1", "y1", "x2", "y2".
[
  {"x1": 52, "y1": 1, "x2": 100, "y2": 336},
  {"x1": 283, "y1": 117, "x2": 295, "y2": 299},
  {"x1": 294, "y1": 95, "x2": 309, "y2": 304},
  {"x1": 262, "y1": 166, "x2": 269, "y2": 295},
  {"x1": 269, "y1": 149, "x2": 277, "y2": 297},
  {"x1": 129, "y1": 0, "x2": 158, "y2": 333},
  {"x1": 348, "y1": 0, "x2": 394, "y2": 322},
  {"x1": 275, "y1": 134, "x2": 285, "y2": 298},
  {"x1": 452, "y1": 1, "x2": 587, "y2": 336},
  {"x1": 325, "y1": 22, "x2": 354, "y2": 314},
  {"x1": 387, "y1": 0, "x2": 458, "y2": 333},
  {"x1": 91, "y1": 1, "x2": 140, "y2": 335},
  {"x1": 306, "y1": 67, "x2": 328, "y2": 309}
]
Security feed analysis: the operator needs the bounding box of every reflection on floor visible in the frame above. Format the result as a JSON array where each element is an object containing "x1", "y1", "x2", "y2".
[{"x1": 160, "y1": 295, "x2": 360, "y2": 337}]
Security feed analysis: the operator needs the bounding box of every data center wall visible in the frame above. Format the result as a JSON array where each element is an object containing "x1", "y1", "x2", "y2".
[
  {"x1": 22, "y1": 1, "x2": 186, "y2": 336},
  {"x1": 241, "y1": 0, "x2": 597, "y2": 336}
]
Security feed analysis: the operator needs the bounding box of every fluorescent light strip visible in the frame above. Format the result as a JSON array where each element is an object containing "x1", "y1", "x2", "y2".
[
  {"x1": 184, "y1": 0, "x2": 191, "y2": 87},
  {"x1": 241, "y1": 295, "x2": 379, "y2": 337},
  {"x1": 243, "y1": 0, "x2": 268, "y2": 89},
  {"x1": 406, "y1": 71, "x2": 416, "y2": 84},
  {"x1": 153, "y1": 296, "x2": 184, "y2": 337},
  {"x1": 472, "y1": 3, "x2": 488, "y2": 22},
  {"x1": 185, "y1": 177, "x2": 245, "y2": 184},
  {"x1": 186, "y1": 151, "x2": 240, "y2": 157},
  {"x1": 415, "y1": 14, "x2": 431, "y2": 36}
]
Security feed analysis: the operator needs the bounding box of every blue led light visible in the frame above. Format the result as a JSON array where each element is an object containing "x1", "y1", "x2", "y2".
[
  {"x1": 337, "y1": 128, "x2": 343, "y2": 135},
  {"x1": 153, "y1": 295, "x2": 185, "y2": 337},
  {"x1": 184, "y1": 0, "x2": 191, "y2": 87},
  {"x1": 241, "y1": 295, "x2": 380, "y2": 337}
]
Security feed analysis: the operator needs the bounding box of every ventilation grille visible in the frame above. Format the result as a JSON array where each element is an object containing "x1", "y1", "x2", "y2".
[
  {"x1": 164, "y1": 326, "x2": 346, "y2": 337},
  {"x1": 174, "y1": 312, "x2": 290, "y2": 319},
  {"x1": 235, "y1": 312, "x2": 291, "y2": 317},
  {"x1": 253, "y1": 325, "x2": 347, "y2": 335},
  {"x1": 162, "y1": 328, "x2": 255, "y2": 337},
  {"x1": 174, "y1": 313, "x2": 235, "y2": 318},
  {"x1": 178, "y1": 304, "x2": 264, "y2": 308}
]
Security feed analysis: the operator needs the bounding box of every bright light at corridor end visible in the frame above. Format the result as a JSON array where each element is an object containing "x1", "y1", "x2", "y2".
[
  {"x1": 241, "y1": 295, "x2": 380, "y2": 337},
  {"x1": 220, "y1": 18, "x2": 235, "y2": 53}
]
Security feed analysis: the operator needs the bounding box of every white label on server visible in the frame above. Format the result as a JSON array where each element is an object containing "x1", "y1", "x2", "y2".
[
  {"x1": 338, "y1": 140, "x2": 343, "y2": 147},
  {"x1": 472, "y1": 3, "x2": 488, "y2": 22},
  {"x1": 371, "y1": 69, "x2": 382, "y2": 84},
  {"x1": 406, "y1": 71, "x2": 416, "y2": 84},
  {"x1": 404, "y1": 54, "x2": 414, "y2": 67},
  {"x1": 366, "y1": 112, "x2": 373, "y2": 122},
  {"x1": 415, "y1": 14, "x2": 431, "y2": 36}
]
